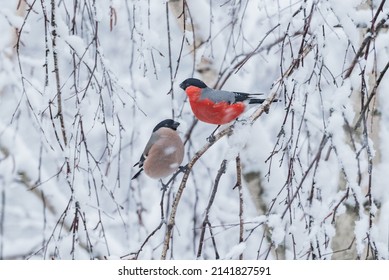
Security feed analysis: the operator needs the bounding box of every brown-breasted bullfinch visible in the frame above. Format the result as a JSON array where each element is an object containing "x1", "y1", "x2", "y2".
[
  {"x1": 132, "y1": 119, "x2": 185, "y2": 183},
  {"x1": 179, "y1": 78, "x2": 271, "y2": 125}
]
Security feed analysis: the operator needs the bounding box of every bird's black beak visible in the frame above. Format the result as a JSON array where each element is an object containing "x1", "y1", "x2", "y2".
[
  {"x1": 173, "y1": 121, "x2": 180, "y2": 129},
  {"x1": 179, "y1": 82, "x2": 185, "y2": 90}
]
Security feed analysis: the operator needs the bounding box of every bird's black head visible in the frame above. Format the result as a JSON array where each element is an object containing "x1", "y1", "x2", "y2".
[
  {"x1": 179, "y1": 78, "x2": 208, "y2": 90},
  {"x1": 153, "y1": 119, "x2": 180, "y2": 132}
]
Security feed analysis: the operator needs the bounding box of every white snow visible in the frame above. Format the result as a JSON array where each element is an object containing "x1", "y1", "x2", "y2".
[
  {"x1": 0, "y1": 0, "x2": 388, "y2": 260},
  {"x1": 65, "y1": 35, "x2": 87, "y2": 58},
  {"x1": 225, "y1": 242, "x2": 246, "y2": 259}
]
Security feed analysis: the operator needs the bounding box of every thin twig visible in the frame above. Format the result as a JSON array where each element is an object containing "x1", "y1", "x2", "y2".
[
  {"x1": 196, "y1": 159, "x2": 227, "y2": 259},
  {"x1": 50, "y1": 0, "x2": 68, "y2": 148},
  {"x1": 234, "y1": 155, "x2": 244, "y2": 260},
  {"x1": 160, "y1": 128, "x2": 232, "y2": 259},
  {"x1": 344, "y1": 12, "x2": 389, "y2": 78},
  {"x1": 354, "y1": 60, "x2": 389, "y2": 129},
  {"x1": 123, "y1": 188, "x2": 168, "y2": 260}
]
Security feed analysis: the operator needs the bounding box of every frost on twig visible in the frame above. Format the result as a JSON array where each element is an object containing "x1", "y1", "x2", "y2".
[{"x1": 2, "y1": 0, "x2": 389, "y2": 260}]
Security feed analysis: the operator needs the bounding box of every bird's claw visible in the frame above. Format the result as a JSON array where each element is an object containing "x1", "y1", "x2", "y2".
[
  {"x1": 235, "y1": 118, "x2": 248, "y2": 125},
  {"x1": 159, "y1": 165, "x2": 188, "y2": 191},
  {"x1": 206, "y1": 134, "x2": 216, "y2": 143},
  {"x1": 179, "y1": 164, "x2": 189, "y2": 173}
]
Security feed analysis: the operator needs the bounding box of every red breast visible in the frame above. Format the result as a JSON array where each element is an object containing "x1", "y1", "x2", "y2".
[{"x1": 185, "y1": 86, "x2": 245, "y2": 125}]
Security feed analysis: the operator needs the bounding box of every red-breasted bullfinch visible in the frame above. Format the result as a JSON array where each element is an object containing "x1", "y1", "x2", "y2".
[
  {"x1": 132, "y1": 119, "x2": 185, "y2": 181},
  {"x1": 179, "y1": 78, "x2": 270, "y2": 125}
]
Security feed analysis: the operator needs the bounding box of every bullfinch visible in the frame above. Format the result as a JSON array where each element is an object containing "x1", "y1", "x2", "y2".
[
  {"x1": 179, "y1": 78, "x2": 271, "y2": 125},
  {"x1": 132, "y1": 119, "x2": 185, "y2": 183}
]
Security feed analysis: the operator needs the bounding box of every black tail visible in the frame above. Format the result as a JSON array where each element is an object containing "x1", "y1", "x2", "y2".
[
  {"x1": 234, "y1": 91, "x2": 279, "y2": 104},
  {"x1": 249, "y1": 98, "x2": 279, "y2": 104},
  {"x1": 131, "y1": 168, "x2": 144, "y2": 180},
  {"x1": 248, "y1": 98, "x2": 266, "y2": 104},
  {"x1": 234, "y1": 92, "x2": 263, "y2": 102}
]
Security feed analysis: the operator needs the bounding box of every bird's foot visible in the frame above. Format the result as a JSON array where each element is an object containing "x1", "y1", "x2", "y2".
[
  {"x1": 235, "y1": 118, "x2": 248, "y2": 125},
  {"x1": 178, "y1": 164, "x2": 189, "y2": 173},
  {"x1": 206, "y1": 125, "x2": 221, "y2": 143},
  {"x1": 159, "y1": 165, "x2": 188, "y2": 191},
  {"x1": 206, "y1": 134, "x2": 216, "y2": 143}
]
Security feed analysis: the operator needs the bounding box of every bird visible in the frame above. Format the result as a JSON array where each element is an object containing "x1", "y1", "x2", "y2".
[
  {"x1": 132, "y1": 119, "x2": 185, "y2": 187},
  {"x1": 179, "y1": 78, "x2": 272, "y2": 125}
]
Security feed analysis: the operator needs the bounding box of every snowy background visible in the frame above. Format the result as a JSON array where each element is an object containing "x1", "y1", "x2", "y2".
[{"x1": 0, "y1": 0, "x2": 389, "y2": 260}]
